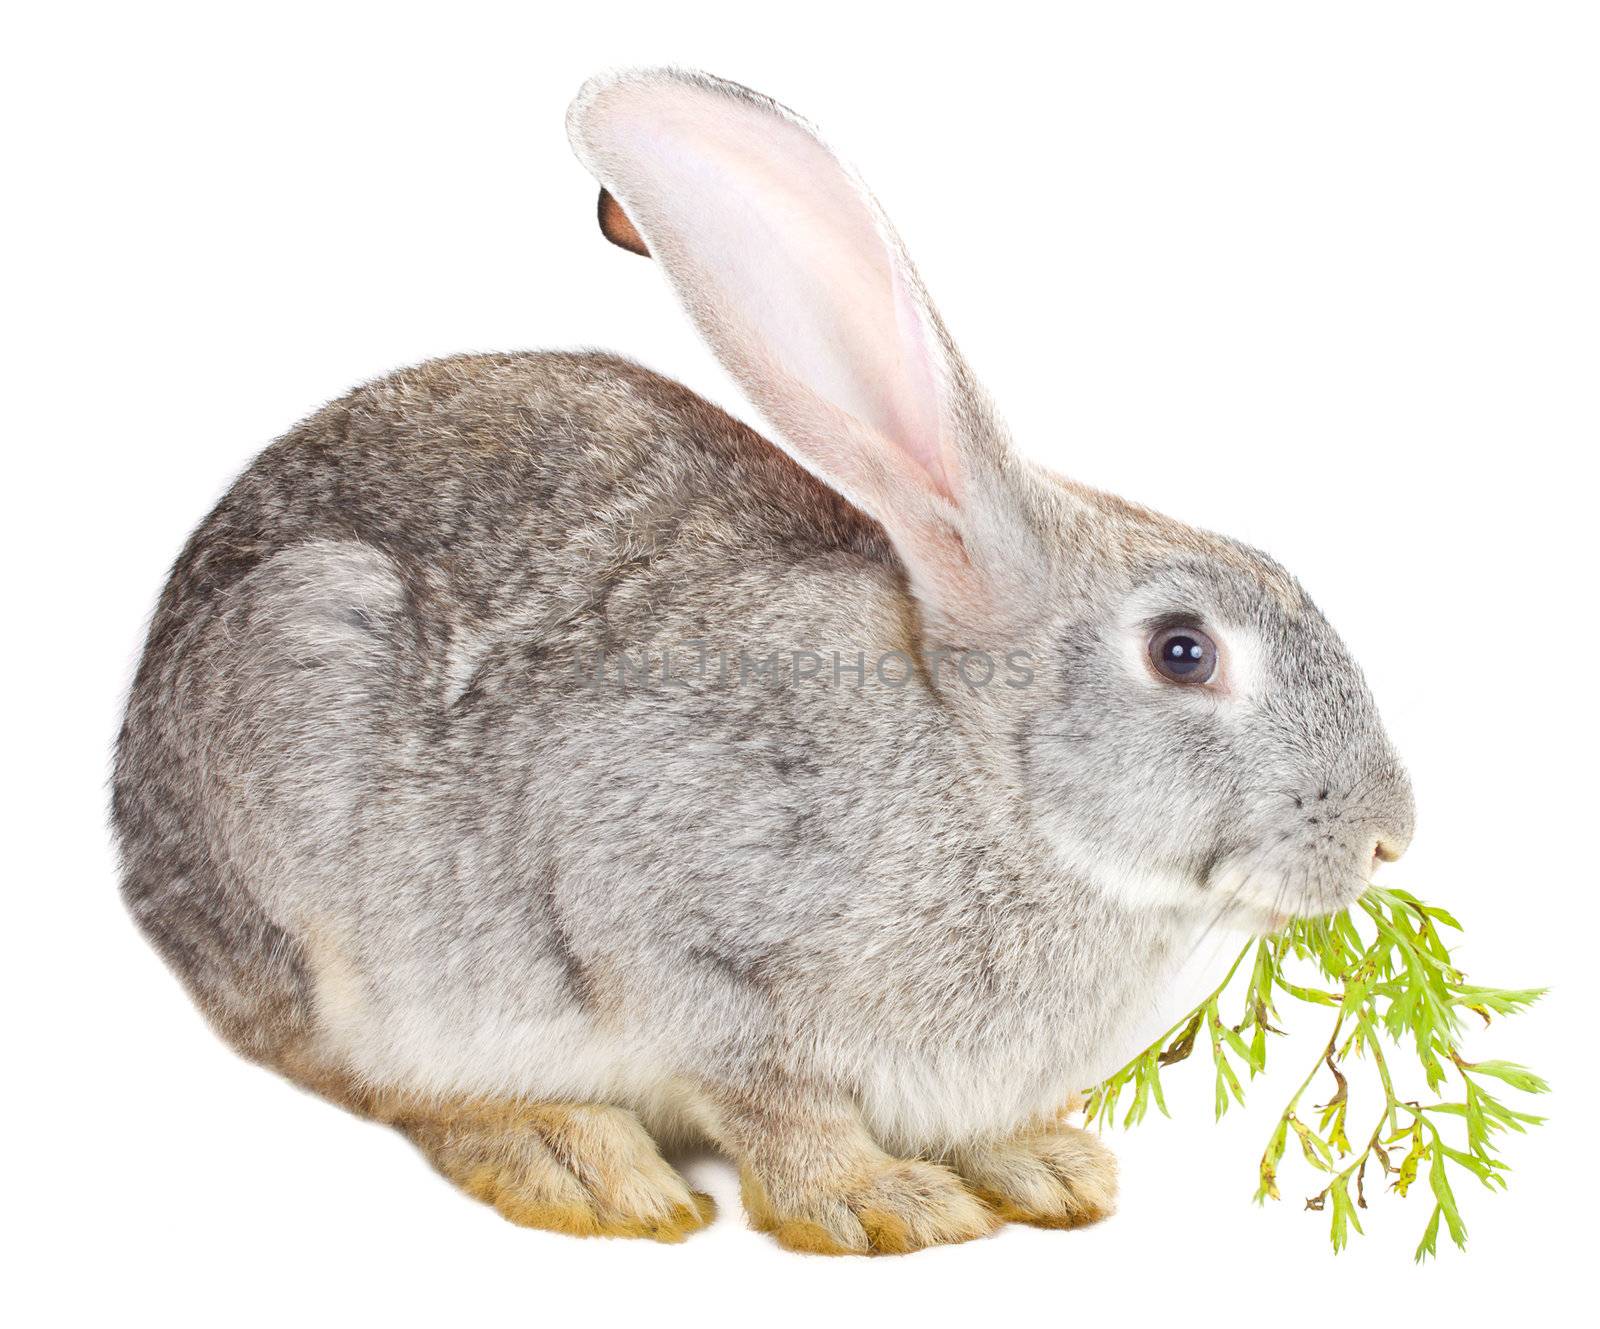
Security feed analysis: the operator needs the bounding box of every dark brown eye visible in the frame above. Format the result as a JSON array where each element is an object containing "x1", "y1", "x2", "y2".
[{"x1": 1148, "y1": 624, "x2": 1219, "y2": 685}]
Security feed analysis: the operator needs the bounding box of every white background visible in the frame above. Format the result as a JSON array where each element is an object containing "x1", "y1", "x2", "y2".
[{"x1": 5, "y1": 2, "x2": 1596, "y2": 1324}]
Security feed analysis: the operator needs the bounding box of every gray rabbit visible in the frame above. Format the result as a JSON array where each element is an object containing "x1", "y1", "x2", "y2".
[{"x1": 113, "y1": 67, "x2": 1414, "y2": 1254}]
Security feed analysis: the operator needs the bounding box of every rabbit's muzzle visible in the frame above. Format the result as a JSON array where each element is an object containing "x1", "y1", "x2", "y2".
[{"x1": 1206, "y1": 767, "x2": 1415, "y2": 927}]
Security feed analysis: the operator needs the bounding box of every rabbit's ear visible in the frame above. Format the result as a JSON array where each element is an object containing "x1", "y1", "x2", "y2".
[
  {"x1": 597, "y1": 189, "x2": 649, "y2": 257},
  {"x1": 568, "y1": 69, "x2": 1027, "y2": 630}
]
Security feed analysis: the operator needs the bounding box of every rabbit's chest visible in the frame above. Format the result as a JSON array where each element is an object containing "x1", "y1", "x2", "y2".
[{"x1": 843, "y1": 914, "x2": 1208, "y2": 1150}]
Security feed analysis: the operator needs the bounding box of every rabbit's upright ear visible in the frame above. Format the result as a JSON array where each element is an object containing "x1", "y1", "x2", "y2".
[{"x1": 568, "y1": 69, "x2": 1035, "y2": 633}]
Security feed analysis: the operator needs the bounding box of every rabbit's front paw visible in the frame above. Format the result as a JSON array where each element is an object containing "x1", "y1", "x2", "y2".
[
  {"x1": 740, "y1": 1156, "x2": 999, "y2": 1256},
  {"x1": 948, "y1": 1123, "x2": 1117, "y2": 1230}
]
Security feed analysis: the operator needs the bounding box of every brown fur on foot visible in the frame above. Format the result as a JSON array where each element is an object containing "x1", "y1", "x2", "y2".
[
  {"x1": 741, "y1": 1156, "x2": 999, "y2": 1256},
  {"x1": 392, "y1": 1099, "x2": 715, "y2": 1242},
  {"x1": 948, "y1": 1121, "x2": 1117, "y2": 1230}
]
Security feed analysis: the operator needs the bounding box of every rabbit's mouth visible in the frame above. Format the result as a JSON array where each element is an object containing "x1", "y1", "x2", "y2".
[
  {"x1": 1051, "y1": 836, "x2": 1332, "y2": 929},
  {"x1": 1052, "y1": 815, "x2": 1395, "y2": 931},
  {"x1": 1200, "y1": 844, "x2": 1378, "y2": 932}
]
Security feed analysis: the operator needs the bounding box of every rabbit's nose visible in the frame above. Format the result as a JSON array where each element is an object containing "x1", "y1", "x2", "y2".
[{"x1": 1372, "y1": 836, "x2": 1406, "y2": 871}]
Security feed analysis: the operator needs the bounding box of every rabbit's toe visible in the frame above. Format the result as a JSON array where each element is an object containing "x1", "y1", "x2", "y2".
[
  {"x1": 740, "y1": 1156, "x2": 999, "y2": 1255},
  {"x1": 398, "y1": 1099, "x2": 715, "y2": 1242},
  {"x1": 949, "y1": 1123, "x2": 1118, "y2": 1229}
]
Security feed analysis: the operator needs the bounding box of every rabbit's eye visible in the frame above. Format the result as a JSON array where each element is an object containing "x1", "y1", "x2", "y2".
[{"x1": 1148, "y1": 625, "x2": 1219, "y2": 686}]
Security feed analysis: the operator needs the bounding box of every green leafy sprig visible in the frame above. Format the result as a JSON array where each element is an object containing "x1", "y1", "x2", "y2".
[{"x1": 1083, "y1": 886, "x2": 1548, "y2": 1259}]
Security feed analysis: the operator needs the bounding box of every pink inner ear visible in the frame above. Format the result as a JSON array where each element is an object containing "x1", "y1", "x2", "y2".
[
  {"x1": 584, "y1": 81, "x2": 954, "y2": 504},
  {"x1": 889, "y1": 261, "x2": 952, "y2": 498}
]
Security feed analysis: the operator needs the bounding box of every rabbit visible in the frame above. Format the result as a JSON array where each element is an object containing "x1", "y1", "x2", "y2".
[{"x1": 112, "y1": 67, "x2": 1415, "y2": 1255}]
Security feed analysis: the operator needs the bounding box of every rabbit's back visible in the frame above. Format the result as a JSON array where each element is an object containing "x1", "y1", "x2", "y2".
[{"x1": 143, "y1": 350, "x2": 888, "y2": 636}]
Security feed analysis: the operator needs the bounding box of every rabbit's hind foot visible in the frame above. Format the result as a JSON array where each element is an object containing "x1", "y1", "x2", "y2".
[
  {"x1": 946, "y1": 1118, "x2": 1118, "y2": 1230},
  {"x1": 740, "y1": 1155, "x2": 998, "y2": 1256},
  {"x1": 724, "y1": 1099, "x2": 999, "y2": 1256},
  {"x1": 394, "y1": 1099, "x2": 715, "y2": 1242}
]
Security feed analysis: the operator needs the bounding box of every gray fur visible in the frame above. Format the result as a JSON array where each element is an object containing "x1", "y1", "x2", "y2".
[{"x1": 114, "y1": 74, "x2": 1413, "y2": 1167}]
